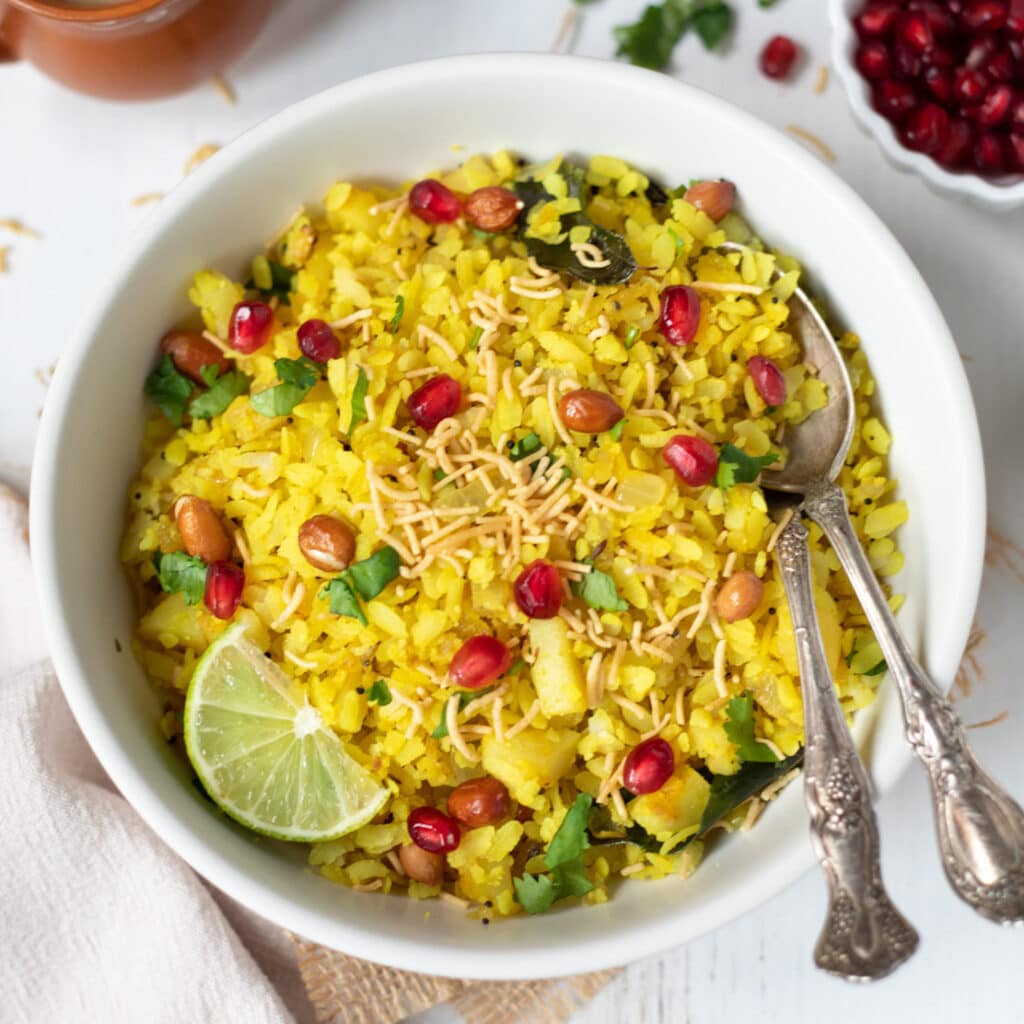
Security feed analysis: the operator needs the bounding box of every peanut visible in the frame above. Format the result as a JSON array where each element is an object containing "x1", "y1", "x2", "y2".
[
  {"x1": 447, "y1": 776, "x2": 511, "y2": 828},
  {"x1": 464, "y1": 187, "x2": 524, "y2": 233},
  {"x1": 558, "y1": 389, "x2": 625, "y2": 434},
  {"x1": 174, "y1": 495, "x2": 231, "y2": 563},
  {"x1": 715, "y1": 571, "x2": 764, "y2": 623},
  {"x1": 160, "y1": 330, "x2": 228, "y2": 384},
  {"x1": 298, "y1": 515, "x2": 356, "y2": 572},
  {"x1": 398, "y1": 844, "x2": 445, "y2": 885},
  {"x1": 682, "y1": 180, "x2": 736, "y2": 222}
]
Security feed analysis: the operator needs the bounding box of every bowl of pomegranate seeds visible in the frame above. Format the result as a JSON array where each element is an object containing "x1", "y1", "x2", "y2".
[{"x1": 831, "y1": 0, "x2": 1024, "y2": 206}]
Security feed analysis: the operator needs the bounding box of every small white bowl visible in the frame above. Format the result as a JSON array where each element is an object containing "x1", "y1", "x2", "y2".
[
  {"x1": 830, "y1": 0, "x2": 1024, "y2": 209},
  {"x1": 30, "y1": 53, "x2": 986, "y2": 979}
]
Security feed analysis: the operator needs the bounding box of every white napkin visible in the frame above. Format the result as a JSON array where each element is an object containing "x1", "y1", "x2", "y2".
[{"x1": 0, "y1": 486, "x2": 313, "y2": 1024}]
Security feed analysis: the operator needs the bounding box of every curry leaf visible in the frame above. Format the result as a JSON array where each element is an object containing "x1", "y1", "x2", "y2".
[
  {"x1": 698, "y1": 751, "x2": 803, "y2": 835},
  {"x1": 144, "y1": 355, "x2": 193, "y2": 427},
  {"x1": 152, "y1": 550, "x2": 207, "y2": 606},
  {"x1": 723, "y1": 693, "x2": 779, "y2": 763},
  {"x1": 188, "y1": 368, "x2": 250, "y2": 420}
]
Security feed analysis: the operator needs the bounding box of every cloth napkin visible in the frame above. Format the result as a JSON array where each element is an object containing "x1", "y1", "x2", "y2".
[{"x1": 0, "y1": 484, "x2": 614, "y2": 1024}]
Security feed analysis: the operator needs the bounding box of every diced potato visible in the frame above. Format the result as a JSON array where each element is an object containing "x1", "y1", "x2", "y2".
[
  {"x1": 630, "y1": 766, "x2": 711, "y2": 839},
  {"x1": 775, "y1": 586, "x2": 841, "y2": 676},
  {"x1": 138, "y1": 593, "x2": 211, "y2": 652},
  {"x1": 481, "y1": 729, "x2": 579, "y2": 805},
  {"x1": 527, "y1": 617, "x2": 587, "y2": 718}
]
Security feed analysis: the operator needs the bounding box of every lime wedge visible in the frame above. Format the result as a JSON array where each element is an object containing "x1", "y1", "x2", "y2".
[{"x1": 183, "y1": 623, "x2": 389, "y2": 842}]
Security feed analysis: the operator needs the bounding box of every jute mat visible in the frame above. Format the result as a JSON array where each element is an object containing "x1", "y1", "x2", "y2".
[{"x1": 292, "y1": 935, "x2": 617, "y2": 1024}]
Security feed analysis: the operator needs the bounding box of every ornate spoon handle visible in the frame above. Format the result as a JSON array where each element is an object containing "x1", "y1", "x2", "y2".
[
  {"x1": 804, "y1": 479, "x2": 1024, "y2": 925},
  {"x1": 776, "y1": 514, "x2": 918, "y2": 980}
]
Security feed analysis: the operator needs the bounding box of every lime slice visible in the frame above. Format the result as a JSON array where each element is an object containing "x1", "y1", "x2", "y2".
[{"x1": 183, "y1": 623, "x2": 389, "y2": 842}]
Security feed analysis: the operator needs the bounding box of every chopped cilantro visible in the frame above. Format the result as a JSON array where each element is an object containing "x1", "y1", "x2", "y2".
[
  {"x1": 367, "y1": 680, "x2": 392, "y2": 706},
  {"x1": 322, "y1": 575, "x2": 367, "y2": 625},
  {"x1": 692, "y1": 2, "x2": 732, "y2": 49},
  {"x1": 509, "y1": 432, "x2": 543, "y2": 462},
  {"x1": 433, "y1": 468, "x2": 447, "y2": 482},
  {"x1": 250, "y1": 357, "x2": 320, "y2": 417},
  {"x1": 468, "y1": 325, "x2": 483, "y2": 351},
  {"x1": 614, "y1": 1, "x2": 732, "y2": 71},
  {"x1": 505, "y1": 659, "x2": 526, "y2": 677},
  {"x1": 152, "y1": 550, "x2": 206, "y2": 606},
  {"x1": 470, "y1": 227, "x2": 495, "y2": 240},
  {"x1": 245, "y1": 258, "x2": 294, "y2": 304},
  {"x1": 571, "y1": 561, "x2": 628, "y2": 612},
  {"x1": 514, "y1": 794, "x2": 595, "y2": 914},
  {"x1": 144, "y1": 355, "x2": 192, "y2": 427},
  {"x1": 714, "y1": 443, "x2": 778, "y2": 490},
  {"x1": 624, "y1": 325, "x2": 640, "y2": 350},
  {"x1": 723, "y1": 693, "x2": 779, "y2": 763},
  {"x1": 667, "y1": 226, "x2": 685, "y2": 254},
  {"x1": 389, "y1": 295, "x2": 405, "y2": 332},
  {"x1": 758, "y1": 0, "x2": 779, "y2": 6},
  {"x1": 349, "y1": 366, "x2": 369, "y2": 434},
  {"x1": 189, "y1": 366, "x2": 250, "y2": 420},
  {"x1": 865, "y1": 658, "x2": 888, "y2": 677},
  {"x1": 608, "y1": 419, "x2": 625, "y2": 442},
  {"x1": 432, "y1": 686, "x2": 495, "y2": 738},
  {"x1": 346, "y1": 546, "x2": 401, "y2": 600}
]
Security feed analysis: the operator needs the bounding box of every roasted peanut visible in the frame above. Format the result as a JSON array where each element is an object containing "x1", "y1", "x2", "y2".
[
  {"x1": 464, "y1": 186, "x2": 524, "y2": 233},
  {"x1": 160, "y1": 330, "x2": 228, "y2": 384},
  {"x1": 298, "y1": 515, "x2": 356, "y2": 572},
  {"x1": 398, "y1": 843, "x2": 445, "y2": 885},
  {"x1": 682, "y1": 180, "x2": 736, "y2": 222},
  {"x1": 558, "y1": 389, "x2": 625, "y2": 434},
  {"x1": 715, "y1": 571, "x2": 764, "y2": 623},
  {"x1": 173, "y1": 495, "x2": 231, "y2": 563},
  {"x1": 447, "y1": 776, "x2": 511, "y2": 828}
]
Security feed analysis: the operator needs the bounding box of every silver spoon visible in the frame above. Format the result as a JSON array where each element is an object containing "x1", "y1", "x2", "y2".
[
  {"x1": 769, "y1": 494, "x2": 917, "y2": 980},
  {"x1": 739, "y1": 244, "x2": 1024, "y2": 927}
]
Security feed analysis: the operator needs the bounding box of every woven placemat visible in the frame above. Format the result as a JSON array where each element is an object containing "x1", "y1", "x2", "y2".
[{"x1": 292, "y1": 934, "x2": 617, "y2": 1024}]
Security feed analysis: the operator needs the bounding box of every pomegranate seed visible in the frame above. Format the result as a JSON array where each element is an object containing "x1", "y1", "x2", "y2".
[
  {"x1": 449, "y1": 635, "x2": 511, "y2": 690},
  {"x1": 662, "y1": 435, "x2": 719, "y2": 488},
  {"x1": 657, "y1": 285, "x2": 701, "y2": 346},
  {"x1": 228, "y1": 301, "x2": 274, "y2": 353},
  {"x1": 965, "y1": 33, "x2": 999, "y2": 68},
  {"x1": 909, "y1": 1, "x2": 956, "y2": 35},
  {"x1": 891, "y1": 42, "x2": 923, "y2": 78},
  {"x1": 204, "y1": 562, "x2": 244, "y2": 620},
  {"x1": 409, "y1": 179, "x2": 462, "y2": 225},
  {"x1": 873, "y1": 79, "x2": 919, "y2": 120},
  {"x1": 1010, "y1": 36, "x2": 1024, "y2": 61},
  {"x1": 1011, "y1": 96, "x2": 1024, "y2": 128},
  {"x1": 983, "y1": 47, "x2": 1015, "y2": 80},
  {"x1": 759, "y1": 35, "x2": 800, "y2": 79},
  {"x1": 924, "y1": 66, "x2": 954, "y2": 102},
  {"x1": 622, "y1": 738, "x2": 675, "y2": 795},
  {"x1": 900, "y1": 103, "x2": 950, "y2": 152},
  {"x1": 974, "y1": 131, "x2": 1007, "y2": 171},
  {"x1": 857, "y1": 42, "x2": 893, "y2": 79},
  {"x1": 923, "y1": 44, "x2": 957, "y2": 67},
  {"x1": 296, "y1": 319, "x2": 341, "y2": 363},
  {"x1": 407, "y1": 807, "x2": 460, "y2": 853},
  {"x1": 953, "y1": 67, "x2": 990, "y2": 104},
  {"x1": 1009, "y1": 0, "x2": 1024, "y2": 31},
  {"x1": 513, "y1": 560, "x2": 563, "y2": 619},
  {"x1": 747, "y1": 356, "x2": 787, "y2": 407},
  {"x1": 977, "y1": 84, "x2": 1015, "y2": 125},
  {"x1": 900, "y1": 11, "x2": 935, "y2": 51},
  {"x1": 1007, "y1": 132, "x2": 1024, "y2": 170},
  {"x1": 962, "y1": 1, "x2": 1008, "y2": 30},
  {"x1": 406, "y1": 374, "x2": 461, "y2": 431},
  {"x1": 934, "y1": 117, "x2": 975, "y2": 166},
  {"x1": 855, "y1": 4, "x2": 900, "y2": 37}
]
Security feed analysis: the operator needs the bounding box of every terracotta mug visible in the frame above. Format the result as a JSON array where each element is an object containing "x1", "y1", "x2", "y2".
[{"x1": 0, "y1": 0, "x2": 273, "y2": 101}]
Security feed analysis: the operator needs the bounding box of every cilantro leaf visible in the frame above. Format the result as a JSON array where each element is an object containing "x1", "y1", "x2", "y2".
[
  {"x1": 322, "y1": 575, "x2": 367, "y2": 625},
  {"x1": 144, "y1": 355, "x2": 193, "y2": 427},
  {"x1": 432, "y1": 686, "x2": 495, "y2": 738},
  {"x1": 758, "y1": 0, "x2": 779, "y2": 6},
  {"x1": 714, "y1": 443, "x2": 778, "y2": 490},
  {"x1": 250, "y1": 357, "x2": 320, "y2": 417},
  {"x1": 245, "y1": 258, "x2": 295, "y2": 304},
  {"x1": 188, "y1": 368, "x2": 250, "y2": 420},
  {"x1": 389, "y1": 295, "x2": 405, "y2": 332},
  {"x1": 550, "y1": 859, "x2": 595, "y2": 899},
  {"x1": 346, "y1": 546, "x2": 400, "y2": 600},
  {"x1": 367, "y1": 679, "x2": 392, "y2": 706},
  {"x1": 152, "y1": 550, "x2": 207, "y2": 606},
  {"x1": 723, "y1": 693, "x2": 779, "y2": 763},
  {"x1": 614, "y1": 3, "x2": 687, "y2": 69},
  {"x1": 608, "y1": 419, "x2": 625, "y2": 442},
  {"x1": 509, "y1": 432, "x2": 543, "y2": 462},
  {"x1": 692, "y1": 3, "x2": 732, "y2": 49},
  {"x1": 349, "y1": 366, "x2": 369, "y2": 434},
  {"x1": 624, "y1": 325, "x2": 640, "y2": 350},
  {"x1": 865, "y1": 658, "x2": 888, "y2": 677},
  {"x1": 513, "y1": 873, "x2": 556, "y2": 914},
  {"x1": 546, "y1": 794, "x2": 593, "y2": 869},
  {"x1": 572, "y1": 566, "x2": 628, "y2": 613}
]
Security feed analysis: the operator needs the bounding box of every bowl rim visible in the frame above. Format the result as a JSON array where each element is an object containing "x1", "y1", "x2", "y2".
[
  {"x1": 29, "y1": 52, "x2": 987, "y2": 979},
  {"x1": 828, "y1": 0, "x2": 1024, "y2": 209}
]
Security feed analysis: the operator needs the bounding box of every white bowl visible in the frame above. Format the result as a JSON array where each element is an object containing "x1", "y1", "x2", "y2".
[
  {"x1": 829, "y1": 0, "x2": 1024, "y2": 209},
  {"x1": 30, "y1": 53, "x2": 986, "y2": 980}
]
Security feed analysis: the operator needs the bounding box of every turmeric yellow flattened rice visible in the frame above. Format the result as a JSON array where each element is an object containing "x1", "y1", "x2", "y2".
[{"x1": 121, "y1": 152, "x2": 907, "y2": 918}]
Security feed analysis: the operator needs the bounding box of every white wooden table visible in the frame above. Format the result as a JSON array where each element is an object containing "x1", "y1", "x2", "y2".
[{"x1": 2, "y1": 1, "x2": 1022, "y2": 1021}]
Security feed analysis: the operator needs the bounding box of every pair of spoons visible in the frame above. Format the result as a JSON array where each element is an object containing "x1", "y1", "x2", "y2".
[{"x1": 734, "y1": 243, "x2": 1024, "y2": 981}]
